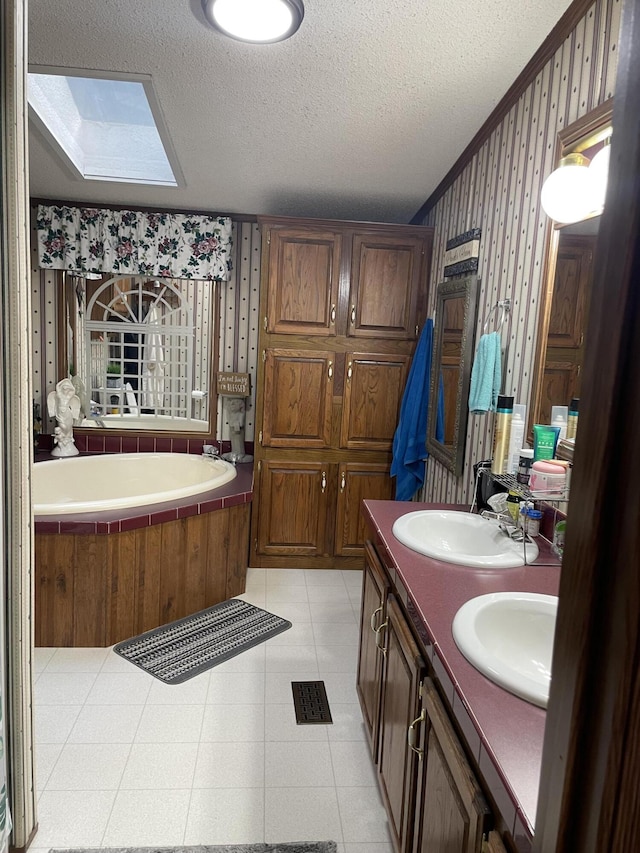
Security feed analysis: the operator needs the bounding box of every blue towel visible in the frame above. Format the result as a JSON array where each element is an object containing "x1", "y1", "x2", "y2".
[
  {"x1": 468, "y1": 332, "x2": 502, "y2": 413},
  {"x1": 391, "y1": 320, "x2": 442, "y2": 501}
]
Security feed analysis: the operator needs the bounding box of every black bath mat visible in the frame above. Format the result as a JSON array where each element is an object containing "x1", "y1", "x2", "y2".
[{"x1": 114, "y1": 598, "x2": 291, "y2": 684}]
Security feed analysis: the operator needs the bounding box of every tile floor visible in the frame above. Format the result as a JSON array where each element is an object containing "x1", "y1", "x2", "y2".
[{"x1": 31, "y1": 568, "x2": 393, "y2": 853}]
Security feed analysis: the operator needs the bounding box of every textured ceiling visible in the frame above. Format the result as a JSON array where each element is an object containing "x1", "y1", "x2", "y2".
[{"x1": 28, "y1": 0, "x2": 574, "y2": 223}]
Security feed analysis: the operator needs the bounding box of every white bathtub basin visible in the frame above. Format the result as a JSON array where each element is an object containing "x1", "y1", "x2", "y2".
[
  {"x1": 391, "y1": 510, "x2": 539, "y2": 567},
  {"x1": 452, "y1": 592, "x2": 558, "y2": 708},
  {"x1": 33, "y1": 452, "x2": 237, "y2": 515}
]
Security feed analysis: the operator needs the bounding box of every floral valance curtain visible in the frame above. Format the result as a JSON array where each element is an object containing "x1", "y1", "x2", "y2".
[{"x1": 36, "y1": 204, "x2": 233, "y2": 280}]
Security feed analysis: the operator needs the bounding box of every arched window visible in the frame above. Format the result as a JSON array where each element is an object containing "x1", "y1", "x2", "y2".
[{"x1": 80, "y1": 275, "x2": 213, "y2": 430}]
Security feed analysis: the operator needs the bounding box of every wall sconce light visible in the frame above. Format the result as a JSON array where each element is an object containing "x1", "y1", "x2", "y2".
[
  {"x1": 540, "y1": 152, "x2": 593, "y2": 224},
  {"x1": 541, "y1": 130, "x2": 613, "y2": 224},
  {"x1": 202, "y1": 0, "x2": 304, "y2": 43},
  {"x1": 588, "y1": 138, "x2": 611, "y2": 213}
]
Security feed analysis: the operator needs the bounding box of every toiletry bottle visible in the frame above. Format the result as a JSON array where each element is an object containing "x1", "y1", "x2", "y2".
[
  {"x1": 566, "y1": 398, "x2": 579, "y2": 439},
  {"x1": 551, "y1": 405, "x2": 568, "y2": 440},
  {"x1": 533, "y1": 423, "x2": 561, "y2": 461},
  {"x1": 507, "y1": 404, "x2": 526, "y2": 474},
  {"x1": 506, "y1": 490, "x2": 520, "y2": 524},
  {"x1": 517, "y1": 448, "x2": 534, "y2": 485},
  {"x1": 491, "y1": 395, "x2": 514, "y2": 475}
]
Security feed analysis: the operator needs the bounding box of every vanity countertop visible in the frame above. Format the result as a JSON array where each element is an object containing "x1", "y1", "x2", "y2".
[{"x1": 362, "y1": 499, "x2": 561, "y2": 850}]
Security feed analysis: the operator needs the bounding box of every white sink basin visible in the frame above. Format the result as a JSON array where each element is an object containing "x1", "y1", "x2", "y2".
[
  {"x1": 391, "y1": 510, "x2": 539, "y2": 568},
  {"x1": 452, "y1": 592, "x2": 558, "y2": 708}
]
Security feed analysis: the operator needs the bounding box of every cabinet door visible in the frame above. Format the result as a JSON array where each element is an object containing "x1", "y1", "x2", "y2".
[
  {"x1": 349, "y1": 232, "x2": 425, "y2": 339},
  {"x1": 255, "y1": 460, "x2": 332, "y2": 557},
  {"x1": 548, "y1": 235, "x2": 592, "y2": 349},
  {"x1": 262, "y1": 348, "x2": 334, "y2": 448},
  {"x1": 335, "y1": 463, "x2": 394, "y2": 556},
  {"x1": 264, "y1": 226, "x2": 342, "y2": 336},
  {"x1": 340, "y1": 352, "x2": 409, "y2": 450},
  {"x1": 378, "y1": 595, "x2": 426, "y2": 853},
  {"x1": 413, "y1": 679, "x2": 489, "y2": 853},
  {"x1": 538, "y1": 359, "x2": 580, "y2": 426},
  {"x1": 356, "y1": 540, "x2": 390, "y2": 758}
]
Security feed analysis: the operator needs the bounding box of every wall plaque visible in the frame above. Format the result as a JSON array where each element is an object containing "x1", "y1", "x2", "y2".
[
  {"x1": 216, "y1": 371, "x2": 251, "y2": 396},
  {"x1": 443, "y1": 228, "x2": 481, "y2": 277}
]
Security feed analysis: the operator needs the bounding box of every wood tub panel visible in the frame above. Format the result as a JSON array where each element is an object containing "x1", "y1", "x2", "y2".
[
  {"x1": 227, "y1": 503, "x2": 251, "y2": 599},
  {"x1": 35, "y1": 503, "x2": 250, "y2": 647}
]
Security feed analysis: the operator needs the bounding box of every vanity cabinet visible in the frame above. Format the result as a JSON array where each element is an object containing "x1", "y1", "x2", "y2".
[
  {"x1": 251, "y1": 215, "x2": 434, "y2": 569},
  {"x1": 413, "y1": 679, "x2": 489, "y2": 853},
  {"x1": 357, "y1": 537, "x2": 495, "y2": 853}
]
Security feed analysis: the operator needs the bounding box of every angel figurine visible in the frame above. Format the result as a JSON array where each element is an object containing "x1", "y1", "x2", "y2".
[{"x1": 47, "y1": 378, "x2": 81, "y2": 457}]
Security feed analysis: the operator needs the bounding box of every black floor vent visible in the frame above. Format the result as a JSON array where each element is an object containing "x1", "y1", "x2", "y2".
[{"x1": 292, "y1": 680, "x2": 333, "y2": 724}]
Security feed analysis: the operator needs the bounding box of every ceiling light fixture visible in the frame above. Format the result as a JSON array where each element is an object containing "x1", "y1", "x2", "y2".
[{"x1": 202, "y1": 0, "x2": 304, "y2": 43}]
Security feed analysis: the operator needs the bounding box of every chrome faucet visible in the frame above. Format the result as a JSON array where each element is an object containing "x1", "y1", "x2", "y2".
[
  {"x1": 480, "y1": 509, "x2": 529, "y2": 542},
  {"x1": 202, "y1": 444, "x2": 220, "y2": 458}
]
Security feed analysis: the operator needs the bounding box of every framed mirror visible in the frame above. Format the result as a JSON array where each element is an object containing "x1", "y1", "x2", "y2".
[
  {"x1": 529, "y1": 99, "x2": 613, "y2": 436},
  {"x1": 60, "y1": 273, "x2": 219, "y2": 434},
  {"x1": 426, "y1": 274, "x2": 479, "y2": 477}
]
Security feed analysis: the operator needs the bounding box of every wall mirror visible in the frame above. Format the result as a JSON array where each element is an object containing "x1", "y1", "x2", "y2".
[
  {"x1": 60, "y1": 273, "x2": 218, "y2": 433},
  {"x1": 426, "y1": 274, "x2": 479, "y2": 477},
  {"x1": 530, "y1": 99, "x2": 613, "y2": 435}
]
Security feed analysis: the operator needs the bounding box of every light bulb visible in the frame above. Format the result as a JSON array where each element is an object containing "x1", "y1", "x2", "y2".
[
  {"x1": 203, "y1": 0, "x2": 304, "y2": 43},
  {"x1": 540, "y1": 153, "x2": 593, "y2": 224}
]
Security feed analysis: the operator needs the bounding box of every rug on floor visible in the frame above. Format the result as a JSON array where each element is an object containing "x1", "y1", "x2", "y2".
[
  {"x1": 113, "y1": 598, "x2": 292, "y2": 684},
  {"x1": 50, "y1": 845, "x2": 337, "y2": 853}
]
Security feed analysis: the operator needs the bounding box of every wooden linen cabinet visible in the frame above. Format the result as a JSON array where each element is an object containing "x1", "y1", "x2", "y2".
[{"x1": 250, "y1": 215, "x2": 434, "y2": 569}]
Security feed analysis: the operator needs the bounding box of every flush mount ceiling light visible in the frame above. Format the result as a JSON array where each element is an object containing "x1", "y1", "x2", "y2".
[{"x1": 202, "y1": 0, "x2": 304, "y2": 43}]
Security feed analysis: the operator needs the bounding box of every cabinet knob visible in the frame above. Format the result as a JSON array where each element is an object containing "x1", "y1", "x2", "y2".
[
  {"x1": 375, "y1": 619, "x2": 388, "y2": 656},
  {"x1": 321, "y1": 471, "x2": 327, "y2": 493},
  {"x1": 370, "y1": 605, "x2": 383, "y2": 632},
  {"x1": 407, "y1": 708, "x2": 427, "y2": 759},
  {"x1": 330, "y1": 304, "x2": 336, "y2": 324},
  {"x1": 350, "y1": 304, "x2": 356, "y2": 325},
  {"x1": 346, "y1": 361, "x2": 353, "y2": 381}
]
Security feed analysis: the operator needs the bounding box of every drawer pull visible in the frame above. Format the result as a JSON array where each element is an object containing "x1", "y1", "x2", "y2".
[
  {"x1": 408, "y1": 708, "x2": 427, "y2": 759},
  {"x1": 340, "y1": 471, "x2": 346, "y2": 492},
  {"x1": 330, "y1": 304, "x2": 336, "y2": 324},
  {"x1": 346, "y1": 361, "x2": 353, "y2": 381},
  {"x1": 350, "y1": 304, "x2": 356, "y2": 325},
  {"x1": 375, "y1": 619, "x2": 388, "y2": 656},
  {"x1": 321, "y1": 471, "x2": 327, "y2": 493},
  {"x1": 370, "y1": 605, "x2": 383, "y2": 632},
  {"x1": 328, "y1": 361, "x2": 333, "y2": 379}
]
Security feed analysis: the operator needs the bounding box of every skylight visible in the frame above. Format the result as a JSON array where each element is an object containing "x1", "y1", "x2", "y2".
[{"x1": 28, "y1": 70, "x2": 179, "y2": 186}]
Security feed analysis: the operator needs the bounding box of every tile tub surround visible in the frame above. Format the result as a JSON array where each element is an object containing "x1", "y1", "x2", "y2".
[
  {"x1": 34, "y1": 459, "x2": 253, "y2": 535},
  {"x1": 362, "y1": 500, "x2": 561, "y2": 847}
]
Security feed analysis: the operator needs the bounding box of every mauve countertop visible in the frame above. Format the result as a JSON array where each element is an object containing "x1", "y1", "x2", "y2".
[{"x1": 363, "y1": 500, "x2": 561, "y2": 849}]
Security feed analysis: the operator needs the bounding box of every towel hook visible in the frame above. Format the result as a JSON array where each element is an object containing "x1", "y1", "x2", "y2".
[{"x1": 483, "y1": 298, "x2": 511, "y2": 334}]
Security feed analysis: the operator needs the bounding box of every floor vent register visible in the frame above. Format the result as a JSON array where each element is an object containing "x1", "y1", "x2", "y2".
[{"x1": 291, "y1": 680, "x2": 333, "y2": 724}]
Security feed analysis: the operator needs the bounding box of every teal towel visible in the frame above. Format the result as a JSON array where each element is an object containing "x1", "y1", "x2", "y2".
[{"x1": 468, "y1": 332, "x2": 502, "y2": 413}]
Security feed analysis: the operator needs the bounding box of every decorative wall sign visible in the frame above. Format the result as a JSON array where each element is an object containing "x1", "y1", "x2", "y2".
[
  {"x1": 443, "y1": 228, "x2": 481, "y2": 277},
  {"x1": 217, "y1": 371, "x2": 251, "y2": 396}
]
